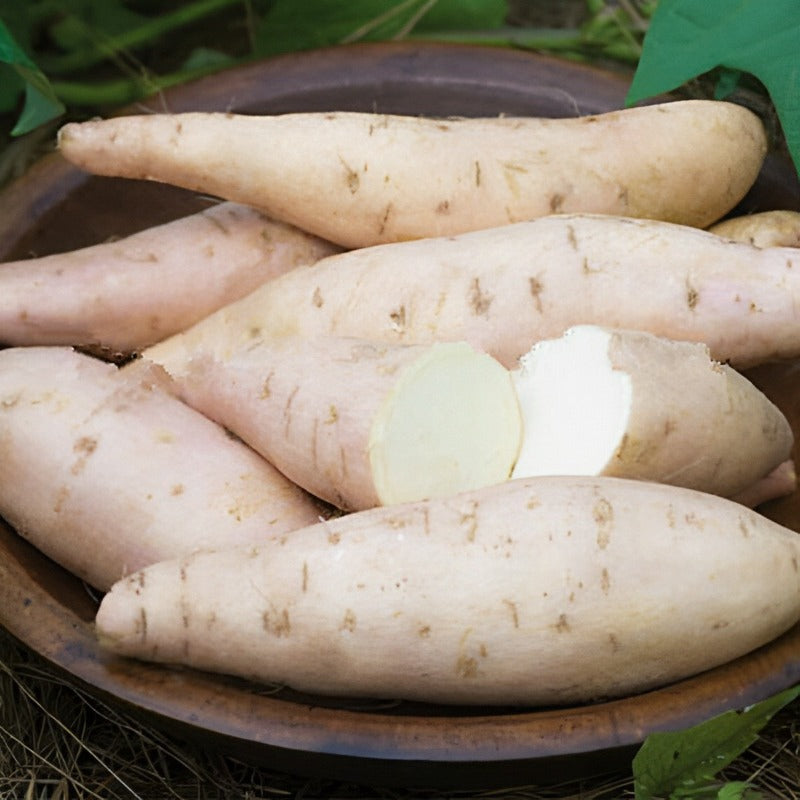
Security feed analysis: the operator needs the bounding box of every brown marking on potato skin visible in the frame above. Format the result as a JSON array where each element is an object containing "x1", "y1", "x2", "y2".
[
  {"x1": 135, "y1": 572, "x2": 146, "y2": 595},
  {"x1": 457, "y1": 655, "x2": 479, "y2": 678},
  {"x1": 53, "y1": 485, "x2": 69, "y2": 513},
  {"x1": 436, "y1": 200, "x2": 451, "y2": 214},
  {"x1": 582, "y1": 256, "x2": 601, "y2": 275},
  {"x1": 312, "y1": 287, "x2": 324, "y2": 308},
  {"x1": 204, "y1": 213, "x2": 230, "y2": 235},
  {"x1": 324, "y1": 405, "x2": 339, "y2": 425},
  {"x1": 418, "y1": 625, "x2": 431, "y2": 638},
  {"x1": 326, "y1": 528, "x2": 341, "y2": 545},
  {"x1": 468, "y1": 278, "x2": 493, "y2": 316},
  {"x1": 553, "y1": 613, "x2": 571, "y2": 633},
  {"x1": 459, "y1": 499, "x2": 479, "y2": 542},
  {"x1": 549, "y1": 193, "x2": 565, "y2": 213},
  {"x1": 503, "y1": 599, "x2": 519, "y2": 628},
  {"x1": 474, "y1": 160, "x2": 481, "y2": 187},
  {"x1": 684, "y1": 512, "x2": 706, "y2": 529},
  {"x1": 686, "y1": 280, "x2": 699, "y2": 310},
  {"x1": 529, "y1": 275, "x2": 545, "y2": 313},
  {"x1": 302, "y1": 562, "x2": 309, "y2": 592},
  {"x1": 739, "y1": 519, "x2": 751, "y2": 538},
  {"x1": 262, "y1": 607, "x2": 291, "y2": 637},
  {"x1": 171, "y1": 484, "x2": 184, "y2": 496},
  {"x1": 135, "y1": 607, "x2": 147, "y2": 642},
  {"x1": 71, "y1": 436, "x2": 98, "y2": 475},
  {"x1": 340, "y1": 156, "x2": 360, "y2": 194},
  {"x1": 527, "y1": 496, "x2": 540, "y2": 509},
  {"x1": 600, "y1": 568, "x2": 611, "y2": 595},
  {"x1": 566, "y1": 224, "x2": 578, "y2": 250},
  {"x1": 712, "y1": 620, "x2": 731, "y2": 630},
  {"x1": 593, "y1": 498, "x2": 613, "y2": 549},
  {"x1": 389, "y1": 305, "x2": 406, "y2": 333},
  {"x1": 251, "y1": 370, "x2": 271, "y2": 407},
  {"x1": 282, "y1": 387, "x2": 299, "y2": 436},
  {"x1": 608, "y1": 633, "x2": 621, "y2": 653},
  {"x1": 664, "y1": 418, "x2": 677, "y2": 436},
  {"x1": 378, "y1": 203, "x2": 392, "y2": 236},
  {"x1": 340, "y1": 609, "x2": 357, "y2": 632}
]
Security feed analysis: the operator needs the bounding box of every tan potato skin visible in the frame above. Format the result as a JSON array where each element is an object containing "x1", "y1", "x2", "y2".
[
  {"x1": 166, "y1": 336, "x2": 520, "y2": 511},
  {"x1": 57, "y1": 101, "x2": 767, "y2": 248},
  {"x1": 0, "y1": 202, "x2": 339, "y2": 354},
  {"x1": 589, "y1": 329, "x2": 793, "y2": 496},
  {"x1": 144, "y1": 214, "x2": 800, "y2": 374},
  {"x1": 95, "y1": 475, "x2": 800, "y2": 707},
  {"x1": 0, "y1": 347, "x2": 323, "y2": 591},
  {"x1": 709, "y1": 210, "x2": 800, "y2": 249}
]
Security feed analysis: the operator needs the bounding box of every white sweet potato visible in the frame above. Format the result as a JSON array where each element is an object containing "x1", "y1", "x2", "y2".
[
  {"x1": 143, "y1": 213, "x2": 800, "y2": 374},
  {"x1": 57, "y1": 101, "x2": 767, "y2": 248},
  {"x1": 160, "y1": 336, "x2": 521, "y2": 511},
  {"x1": 0, "y1": 202, "x2": 339, "y2": 355},
  {"x1": 95, "y1": 475, "x2": 800, "y2": 707},
  {"x1": 0, "y1": 347, "x2": 323, "y2": 591},
  {"x1": 731, "y1": 459, "x2": 797, "y2": 508},
  {"x1": 510, "y1": 325, "x2": 794, "y2": 500},
  {"x1": 709, "y1": 210, "x2": 800, "y2": 248}
]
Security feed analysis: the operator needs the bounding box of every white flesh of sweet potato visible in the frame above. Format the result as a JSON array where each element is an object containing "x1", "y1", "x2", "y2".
[
  {"x1": 163, "y1": 336, "x2": 522, "y2": 510},
  {"x1": 511, "y1": 325, "x2": 794, "y2": 499},
  {"x1": 0, "y1": 347, "x2": 323, "y2": 591},
  {"x1": 0, "y1": 202, "x2": 339, "y2": 354},
  {"x1": 57, "y1": 101, "x2": 767, "y2": 248},
  {"x1": 95, "y1": 475, "x2": 800, "y2": 707}
]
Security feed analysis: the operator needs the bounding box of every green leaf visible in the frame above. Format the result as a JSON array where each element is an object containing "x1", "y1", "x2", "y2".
[
  {"x1": 716, "y1": 782, "x2": 762, "y2": 800},
  {"x1": 626, "y1": 0, "x2": 800, "y2": 174},
  {"x1": 632, "y1": 685, "x2": 800, "y2": 800},
  {"x1": 10, "y1": 78, "x2": 64, "y2": 135},
  {"x1": 0, "y1": 17, "x2": 65, "y2": 135}
]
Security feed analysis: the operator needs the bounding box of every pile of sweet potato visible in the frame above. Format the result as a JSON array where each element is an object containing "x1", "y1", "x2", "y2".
[{"x1": 2, "y1": 98, "x2": 800, "y2": 707}]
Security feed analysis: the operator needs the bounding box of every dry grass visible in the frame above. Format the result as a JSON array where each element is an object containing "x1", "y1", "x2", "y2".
[{"x1": 1, "y1": 627, "x2": 799, "y2": 800}]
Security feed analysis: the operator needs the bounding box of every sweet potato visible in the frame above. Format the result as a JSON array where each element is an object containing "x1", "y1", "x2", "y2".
[
  {"x1": 157, "y1": 335, "x2": 521, "y2": 511},
  {"x1": 95, "y1": 475, "x2": 800, "y2": 706},
  {"x1": 57, "y1": 101, "x2": 767, "y2": 248},
  {"x1": 709, "y1": 210, "x2": 800, "y2": 248},
  {"x1": 0, "y1": 202, "x2": 339, "y2": 355},
  {"x1": 730, "y1": 459, "x2": 797, "y2": 508},
  {"x1": 143, "y1": 213, "x2": 800, "y2": 374},
  {"x1": 510, "y1": 325, "x2": 794, "y2": 500},
  {"x1": 0, "y1": 347, "x2": 323, "y2": 591}
]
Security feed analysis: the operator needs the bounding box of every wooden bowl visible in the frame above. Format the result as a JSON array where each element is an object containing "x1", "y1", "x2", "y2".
[{"x1": 1, "y1": 41, "x2": 800, "y2": 790}]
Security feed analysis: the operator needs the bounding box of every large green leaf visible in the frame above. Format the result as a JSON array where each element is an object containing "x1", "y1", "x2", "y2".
[
  {"x1": 632, "y1": 685, "x2": 800, "y2": 799},
  {"x1": 626, "y1": 0, "x2": 800, "y2": 175}
]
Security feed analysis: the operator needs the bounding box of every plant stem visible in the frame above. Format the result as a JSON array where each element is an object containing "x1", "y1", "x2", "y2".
[
  {"x1": 50, "y1": 61, "x2": 241, "y2": 108},
  {"x1": 38, "y1": 0, "x2": 246, "y2": 76}
]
